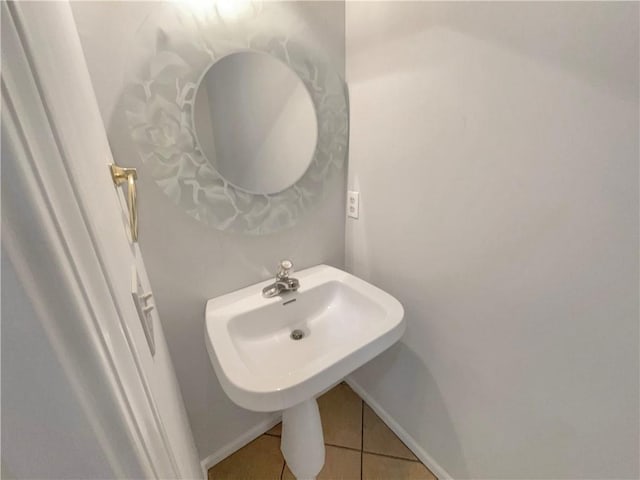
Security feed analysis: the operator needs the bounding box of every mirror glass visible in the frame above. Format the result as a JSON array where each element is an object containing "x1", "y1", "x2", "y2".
[{"x1": 193, "y1": 51, "x2": 318, "y2": 195}]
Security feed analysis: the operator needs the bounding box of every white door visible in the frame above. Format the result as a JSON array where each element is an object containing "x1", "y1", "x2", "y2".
[{"x1": 1, "y1": 2, "x2": 201, "y2": 478}]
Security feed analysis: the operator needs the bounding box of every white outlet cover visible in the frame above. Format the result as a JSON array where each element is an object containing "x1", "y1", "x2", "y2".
[{"x1": 347, "y1": 191, "x2": 360, "y2": 219}]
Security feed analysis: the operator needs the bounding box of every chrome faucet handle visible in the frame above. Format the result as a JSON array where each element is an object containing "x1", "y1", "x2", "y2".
[{"x1": 276, "y1": 260, "x2": 293, "y2": 279}]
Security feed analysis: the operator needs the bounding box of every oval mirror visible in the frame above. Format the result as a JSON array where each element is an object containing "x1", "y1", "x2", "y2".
[{"x1": 193, "y1": 51, "x2": 318, "y2": 195}]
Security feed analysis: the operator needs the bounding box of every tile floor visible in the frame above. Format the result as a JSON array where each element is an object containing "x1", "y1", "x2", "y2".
[{"x1": 208, "y1": 383, "x2": 437, "y2": 480}]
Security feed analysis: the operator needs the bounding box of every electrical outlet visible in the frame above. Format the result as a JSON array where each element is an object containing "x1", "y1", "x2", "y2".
[{"x1": 347, "y1": 190, "x2": 359, "y2": 219}]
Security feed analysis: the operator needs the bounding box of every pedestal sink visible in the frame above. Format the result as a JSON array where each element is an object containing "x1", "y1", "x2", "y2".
[{"x1": 205, "y1": 265, "x2": 405, "y2": 479}]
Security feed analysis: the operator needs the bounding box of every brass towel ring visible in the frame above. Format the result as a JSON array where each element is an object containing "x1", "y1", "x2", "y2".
[{"x1": 110, "y1": 164, "x2": 138, "y2": 242}]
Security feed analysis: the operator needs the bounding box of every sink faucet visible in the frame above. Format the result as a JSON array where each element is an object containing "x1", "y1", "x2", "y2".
[{"x1": 262, "y1": 260, "x2": 300, "y2": 298}]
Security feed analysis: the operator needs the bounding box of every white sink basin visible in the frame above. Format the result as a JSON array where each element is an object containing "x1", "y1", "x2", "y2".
[{"x1": 205, "y1": 264, "x2": 405, "y2": 412}]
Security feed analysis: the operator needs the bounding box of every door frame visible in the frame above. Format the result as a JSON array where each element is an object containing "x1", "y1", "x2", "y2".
[{"x1": 2, "y1": 2, "x2": 199, "y2": 477}]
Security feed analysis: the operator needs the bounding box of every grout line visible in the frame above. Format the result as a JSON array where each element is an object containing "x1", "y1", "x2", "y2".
[
  {"x1": 360, "y1": 399, "x2": 364, "y2": 480},
  {"x1": 324, "y1": 442, "x2": 362, "y2": 453},
  {"x1": 362, "y1": 400, "x2": 424, "y2": 466},
  {"x1": 362, "y1": 450, "x2": 422, "y2": 463},
  {"x1": 264, "y1": 432, "x2": 281, "y2": 438},
  {"x1": 280, "y1": 460, "x2": 286, "y2": 480}
]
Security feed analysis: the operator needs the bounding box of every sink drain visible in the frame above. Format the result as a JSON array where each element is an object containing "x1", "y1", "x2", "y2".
[{"x1": 290, "y1": 329, "x2": 305, "y2": 340}]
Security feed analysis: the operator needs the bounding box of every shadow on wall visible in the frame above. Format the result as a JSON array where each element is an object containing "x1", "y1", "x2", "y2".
[
  {"x1": 347, "y1": 2, "x2": 638, "y2": 100},
  {"x1": 352, "y1": 341, "x2": 469, "y2": 478}
]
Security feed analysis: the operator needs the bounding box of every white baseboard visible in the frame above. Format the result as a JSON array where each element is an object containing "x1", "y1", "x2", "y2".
[
  {"x1": 199, "y1": 413, "x2": 282, "y2": 479},
  {"x1": 345, "y1": 377, "x2": 453, "y2": 480}
]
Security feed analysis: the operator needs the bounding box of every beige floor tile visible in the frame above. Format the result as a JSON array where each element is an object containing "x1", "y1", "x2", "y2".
[
  {"x1": 317, "y1": 383, "x2": 363, "y2": 449},
  {"x1": 363, "y1": 404, "x2": 417, "y2": 461},
  {"x1": 283, "y1": 445, "x2": 361, "y2": 480},
  {"x1": 208, "y1": 435, "x2": 284, "y2": 480},
  {"x1": 362, "y1": 453, "x2": 437, "y2": 480},
  {"x1": 266, "y1": 422, "x2": 282, "y2": 436}
]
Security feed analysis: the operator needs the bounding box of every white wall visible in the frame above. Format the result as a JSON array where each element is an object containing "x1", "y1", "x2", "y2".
[
  {"x1": 346, "y1": 2, "x2": 638, "y2": 478},
  {"x1": 71, "y1": 1, "x2": 346, "y2": 463}
]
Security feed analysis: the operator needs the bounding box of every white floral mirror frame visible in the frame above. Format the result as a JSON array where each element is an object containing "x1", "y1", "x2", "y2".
[{"x1": 122, "y1": 4, "x2": 348, "y2": 235}]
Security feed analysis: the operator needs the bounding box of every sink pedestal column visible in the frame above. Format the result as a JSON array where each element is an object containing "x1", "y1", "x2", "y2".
[{"x1": 280, "y1": 398, "x2": 325, "y2": 480}]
